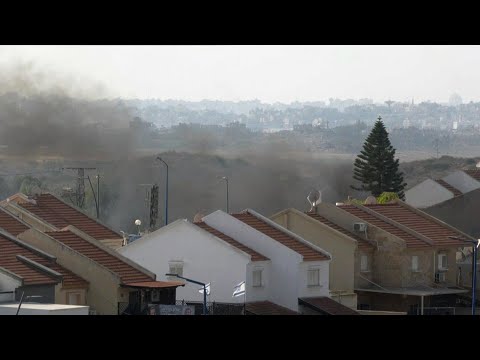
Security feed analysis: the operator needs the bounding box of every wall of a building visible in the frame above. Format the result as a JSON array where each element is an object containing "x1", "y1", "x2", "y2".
[
  {"x1": 424, "y1": 188, "x2": 480, "y2": 239},
  {"x1": 0, "y1": 271, "x2": 21, "y2": 302},
  {"x1": 203, "y1": 210, "x2": 329, "y2": 312},
  {"x1": 18, "y1": 229, "x2": 122, "y2": 315},
  {"x1": 443, "y1": 170, "x2": 480, "y2": 194},
  {"x1": 55, "y1": 286, "x2": 88, "y2": 306},
  {"x1": 271, "y1": 209, "x2": 355, "y2": 295},
  {"x1": 118, "y1": 220, "x2": 252, "y2": 304},
  {"x1": 405, "y1": 179, "x2": 454, "y2": 208}
]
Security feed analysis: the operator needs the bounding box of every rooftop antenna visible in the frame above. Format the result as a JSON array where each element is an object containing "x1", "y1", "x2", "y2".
[{"x1": 307, "y1": 189, "x2": 322, "y2": 213}]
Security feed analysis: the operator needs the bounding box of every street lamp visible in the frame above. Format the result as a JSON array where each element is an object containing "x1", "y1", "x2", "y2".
[
  {"x1": 156, "y1": 157, "x2": 169, "y2": 226},
  {"x1": 135, "y1": 219, "x2": 142, "y2": 235},
  {"x1": 449, "y1": 236, "x2": 480, "y2": 315},
  {"x1": 165, "y1": 273, "x2": 208, "y2": 315},
  {"x1": 218, "y1": 176, "x2": 229, "y2": 213}
]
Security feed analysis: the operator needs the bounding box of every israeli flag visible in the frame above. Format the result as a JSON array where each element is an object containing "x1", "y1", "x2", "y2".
[
  {"x1": 232, "y1": 281, "x2": 246, "y2": 297},
  {"x1": 198, "y1": 283, "x2": 211, "y2": 295}
]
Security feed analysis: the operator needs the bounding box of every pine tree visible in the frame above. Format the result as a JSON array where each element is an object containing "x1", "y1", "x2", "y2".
[{"x1": 351, "y1": 117, "x2": 407, "y2": 199}]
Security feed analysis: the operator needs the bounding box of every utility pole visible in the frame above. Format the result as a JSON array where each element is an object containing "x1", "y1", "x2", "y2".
[
  {"x1": 433, "y1": 138, "x2": 440, "y2": 159},
  {"x1": 64, "y1": 167, "x2": 96, "y2": 208}
]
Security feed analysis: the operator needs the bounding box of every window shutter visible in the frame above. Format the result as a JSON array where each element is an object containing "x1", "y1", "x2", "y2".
[
  {"x1": 412, "y1": 256, "x2": 418, "y2": 271},
  {"x1": 361, "y1": 255, "x2": 368, "y2": 271}
]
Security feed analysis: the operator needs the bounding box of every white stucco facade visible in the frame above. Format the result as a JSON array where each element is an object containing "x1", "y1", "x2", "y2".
[
  {"x1": 405, "y1": 179, "x2": 454, "y2": 208},
  {"x1": 443, "y1": 171, "x2": 480, "y2": 194},
  {"x1": 0, "y1": 270, "x2": 21, "y2": 303},
  {"x1": 118, "y1": 219, "x2": 265, "y2": 304},
  {"x1": 203, "y1": 210, "x2": 330, "y2": 312}
]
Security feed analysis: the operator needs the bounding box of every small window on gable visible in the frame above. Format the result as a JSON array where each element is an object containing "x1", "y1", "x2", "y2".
[
  {"x1": 307, "y1": 267, "x2": 320, "y2": 287},
  {"x1": 412, "y1": 255, "x2": 419, "y2": 272},
  {"x1": 253, "y1": 268, "x2": 263, "y2": 287},
  {"x1": 360, "y1": 255, "x2": 369, "y2": 272},
  {"x1": 438, "y1": 253, "x2": 448, "y2": 271},
  {"x1": 168, "y1": 261, "x2": 184, "y2": 278}
]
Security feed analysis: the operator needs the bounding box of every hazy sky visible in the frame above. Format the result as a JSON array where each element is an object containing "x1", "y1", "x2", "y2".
[{"x1": 0, "y1": 45, "x2": 479, "y2": 104}]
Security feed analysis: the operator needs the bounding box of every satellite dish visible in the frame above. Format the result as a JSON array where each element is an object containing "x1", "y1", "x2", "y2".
[
  {"x1": 307, "y1": 190, "x2": 322, "y2": 212},
  {"x1": 364, "y1": 196, "x2": 377, "y2": 205},
  {"x1": 193, "y1": 212, "x2": 205, "y2": 223}
]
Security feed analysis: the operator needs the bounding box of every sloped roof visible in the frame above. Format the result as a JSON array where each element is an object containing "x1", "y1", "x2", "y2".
[
  {"x1": 245, "y1": 301, "x2": 298, "y2": 315},
  {"x1": 434, "y1": 179, "x2": 462, "y2": 197},
  {"x1": 306, "y1": 212, "x2": 373, "y2": 250},
  {"x1": 0, "y1": 233, "x2": 88, "y2": 288},
  {"x1": 195, "y1": 221, "x2": 269, "y2": 261},
  {"x1": 17, "y1": 193, "x2": 121, "y2": 240},
  {"x1": 45, "y1": 230, "x2": 152, "y2": 284},
  {"x1": 338, "y1": 203, "x2": 466, "y2": 248},
  {"x1": 0, "y1": 208, "x2": 30, "y2": 236},
  {"x1": 232, "y1": 212, "x2": 329, "y2": 261},
  {"x1": 463, "y1": 169, "x2": 480, "y2": 182},
  {"x1": 299, "y1": 297, "x2": 359, "y2": 315}
]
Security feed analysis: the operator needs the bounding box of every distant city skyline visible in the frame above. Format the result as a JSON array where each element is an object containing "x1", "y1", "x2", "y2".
[{"x1": 0, "y1": 45, "x2": 478, "y2": 104}]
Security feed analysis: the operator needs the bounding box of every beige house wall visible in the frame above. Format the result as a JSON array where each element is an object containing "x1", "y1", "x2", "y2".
[
  {"x1": 271, "y1": 209, "x2": 356, "y2": 308},
  {"x1": 18, "y1": 228, "x2": 123, "y2": 315}
]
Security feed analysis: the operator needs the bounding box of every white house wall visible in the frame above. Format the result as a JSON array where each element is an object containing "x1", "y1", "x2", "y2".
[
  {"x1": 443, "y1": 171, "x2": 480, "y2": 194},
  {"x1": 203, "y1": 210, "x2": 330, "y2": 312},
  {"x1": 0, "y1": 271, "x2": 21, "y2": 302},
  {"x1": 118, "y1": 220, "x2": 252, "y2": 304},
  {"x1": 405, "y1": 179, "x2": 454, "y2": 208}
]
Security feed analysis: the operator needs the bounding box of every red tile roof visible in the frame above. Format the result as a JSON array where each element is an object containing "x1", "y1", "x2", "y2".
[
  {"x1": 306, "y1": 212, "x2": 373, "y2": 250},
  {"x1": 246, "y1": 301, "x2": 298, "y2": 315},
  {"x1": 0, "y1": 208, "x2": 30, "y2": 236},
  {"x1": 232, "y1": 212, "x2": 329, "y2": 261},
  {"x1": 339, "y1": 203, "x2": 465, "y2": 248},
  {"x1": 195, "y1": 222, "x2": 269, "y2": 261},
  {"x1": 0, "y1": 233, "x2": 88, "y2": 288},
  {"x1": 299, "y1": 297, "x2": 359, "y2": 315},
  {"x1": 463, "y1": 169, "x2": 480, "y2": 182},
  {"x1": 18, "y1": 193, "x2": 121, "y2": 240},
  {"x1": 45, "y1": 230, "x2": 152, "y2": 284},
  {"x1": 435, "y1": 179, "x2": 462, "y2": 197}
]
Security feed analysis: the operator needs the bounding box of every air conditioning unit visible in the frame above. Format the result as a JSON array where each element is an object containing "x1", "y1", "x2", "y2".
[
  {"x1": 151, "y1": 290, "x2": 160, "y2": 302},
  {"x1": 353, "y1": 222, "x2": 368, "y2": 232},
  {"x1": 435, "y1": 272, "x2": 446, "y2": 283}
]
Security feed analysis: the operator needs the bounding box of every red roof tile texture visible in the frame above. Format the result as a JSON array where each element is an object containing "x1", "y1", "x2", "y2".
[
  {"x1": 195, "y1": 222, "x2": 269, "y2": 261},
  {"x1": 232, "y1": 212, "x2": 329, "y2": 261},
  {"x1": 0, "y1": 208, "x2": 30, "y2": 236},
  {"x1": 306, "y1": 212, "x2": 373, "y2": 250},
  {"x1": 0, "y1": 234, "x2": 88, "y2": 288},
  {"x1": 435, "y1": 179, "x2": 462, "y2": 197},
  {"x1": 45, "y1": 230, "x2": 152, "y2": 284},
  {"x1": 18, "y1": 193, "x2": 121, "y2": 240},
  {"x1": 464, "y1": 169, "x2": 480, "y2": 182},
  {"x1": 339, "y1": 203, "x2": 464, "y2": 248},
  {"x1": 246, "y1": 301, "x2": 298, "y2": 315},
  {"x1": 299, "y1": 297, "x2": 359, "y2": 315}
]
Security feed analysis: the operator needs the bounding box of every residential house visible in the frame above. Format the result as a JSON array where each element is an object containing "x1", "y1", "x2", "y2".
[
  {"x1": 290, "y1": 200, "x2": 472, "y2": 314},
  {"x1": 16, "y1": 225, "x2": 184, "y2": 315},
  {"x1": 270, "y1": 207, "x2": 375, "y2": 309},
  {"x1": 119, "y1": 209, "x2": 356, "y2": 314},
  {"x1": 118, "y1": 218, "x2": 271, "y2": 305},
  {"x1": 405, "y1": 178, "x2": 463, "y2": 208},
  {"x1": 1, "y1": 193, "x2": 125, "y2": 250}
]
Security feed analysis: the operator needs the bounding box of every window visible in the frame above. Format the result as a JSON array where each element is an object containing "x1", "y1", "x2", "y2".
[
  {"x1": 438, "y1": 253, "x2": 448, "y2": 270},
  {"x1": 253, "y1": 268, "x2": 263, "y2": 287},
  {"x1": 360, "y1": 255, "x2": 369, "y2": 272},
  {"x1": 67, "y1": 292, "x2": 82, "y2": 305},
  {"x1": 307, "y1": 267, "x2": 320, "y2": 287},
  {"x1": 412, "y1": 255, "x2": 419, "y2": 272},
  {"x1": 168, "y1": 261, "x2": 184, "y2": 277}
]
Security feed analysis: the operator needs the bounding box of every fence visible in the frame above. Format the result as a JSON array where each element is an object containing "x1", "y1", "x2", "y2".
[
  {"x1": 176, "y1": 300, "x2": 245, "y2": 315},
  {"x1": 417, "y1": 307, "x2": 456, "y2": 315}
]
